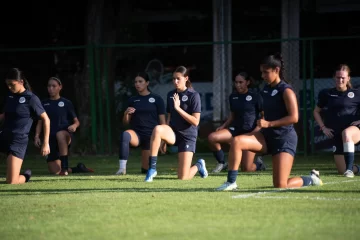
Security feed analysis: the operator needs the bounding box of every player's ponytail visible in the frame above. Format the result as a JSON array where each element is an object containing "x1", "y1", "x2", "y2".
[
  {"x1": 174, "y1": 66, "x2": 193, "y2": 89},
  {"x1": 261, "y1": 53, "x2": 289, "y2": 84},
  {"x1": 5, "y1": 68, "x2": 32, "y2": 92}
]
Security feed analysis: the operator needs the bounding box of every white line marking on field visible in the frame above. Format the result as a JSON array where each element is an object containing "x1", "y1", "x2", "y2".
[
  {"x1": 232, "y1": 179, "x2": 360, "y2": 199},
  {"x1": 252, "y1": 196, "x2": 360, "y2": 201}
]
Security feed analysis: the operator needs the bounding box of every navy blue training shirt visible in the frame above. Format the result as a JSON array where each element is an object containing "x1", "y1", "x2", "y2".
[
  {"x1": 42, "y1": 97, "x2": 77, "y2": 135},
  {"x1": 166, "y1": 88, "x2": 201, "y2": 138},
  {"x1": 127, "y1": 93, "x2": 165, "y2": 137},
  {"x1": 261, "y1": 81, "x2": 295, "y2": 138},
  {"x1": 317, "y1": 87, "x2": 360, "y2": 133},
  {"x1": 229, "y1": 89, "x2": 263, "y2": 133},
  {"x1": 2, "y1": 90, "x2": 45, "y2": 136}
]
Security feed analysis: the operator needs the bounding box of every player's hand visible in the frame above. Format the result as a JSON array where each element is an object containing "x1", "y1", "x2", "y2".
[
  {"x1": 41, "y1": 143, "x2": 50, "y2": 156},
  {"x1": 173, "y1": 93, "x2": 181, "y2": 110},
  {"x1": 68, "y1": 124, "x2": 77, "y2": 133},
  {"x1": 125, "y1": 107, "x2": 136, "y2": 115},
  {"x1": 322, "y1": 126, "x2": 334, "y2": 139},
  {"x1": 160, "y1": 141, "x2": 167, "y2": 154},
  {"x1": 34, "y1": 136, "x2": 41, "y2": 148},
  {"x1": 351, "y1": 120, "x2": 360, "y2": 127},
  {"x1": 257, "y1": 119, "x2": 270, "y2": 128},
  {"x1": 216, "y1": 126, "x2": 225, "y2": 131}
]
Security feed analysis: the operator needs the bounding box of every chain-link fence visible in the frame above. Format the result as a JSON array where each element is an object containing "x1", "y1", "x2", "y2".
[{"x1": 1, "y1": 36, "x2": 359, "y2": 154}]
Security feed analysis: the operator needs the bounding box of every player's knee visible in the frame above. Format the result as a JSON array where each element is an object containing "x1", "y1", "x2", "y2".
[
  {"x1": 152, "y1": 125, "x2": 165, "y2": 136},
  {"x1": 342, "y1": 128, "x2": 355, "y2": 142},
  {"x1": 208, "y1": 132, "x2": 217, "y2": 143}
]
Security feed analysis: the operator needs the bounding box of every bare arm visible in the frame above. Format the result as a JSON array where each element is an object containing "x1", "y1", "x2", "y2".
[
  {"x1": 122, "y1": 107, "x2": 135, "y2": 125},
  {"x1": 166, "y1": 113, "x2": 171, "y2": 125},
  {"x1": 0, "y1": 113, "x2": 4, "y2": 123},
  {"x1": 39, "y1": 112, "x2": 50, "y2": 156},
  {"x1": 313, "y1": 106, "x2": 325, "y2": 129},
  {"x1": 68, "y1": 117, "x2": 80, "y2": 133},
  {"x1": 220, "y1": 112, "x2": 234, "y2": 129},
  {"x1": 175, "y1": 108, "x2": 201, "y2": 126},
  {"x1": 159, "y1": 114, "x2": 166, "y2": 125},
  {"x1": 269, "y1": 88, "x2": 298, "y2": 127}
]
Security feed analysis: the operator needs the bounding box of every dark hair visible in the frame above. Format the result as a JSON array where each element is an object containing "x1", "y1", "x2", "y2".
[
  {"x1": 136, "y1": 71, "x2": 151, "y2": 91},
  {"x1": 48, "y1": 76, "x2": 62, "y2": 85},
  {"x1": 5, "y1": 68, "x2": 32, "y2": 91},
  {"x1": 334, "y1": 64, "x2": 352, "y2": 88},
  {"x1": 174, "y1": 66, "x2": 192, "y2": 88},
  {"x1": 232, "y1": 72, "x2": 255, "y2": 92},
  {"x1": 260, "y1": 53, "x2": 288, "y2": 83}
]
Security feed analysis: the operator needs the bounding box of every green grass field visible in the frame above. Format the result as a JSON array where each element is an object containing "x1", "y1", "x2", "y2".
[{"x1": 0, "y1": 152, "x2": 359, "y2": 240}]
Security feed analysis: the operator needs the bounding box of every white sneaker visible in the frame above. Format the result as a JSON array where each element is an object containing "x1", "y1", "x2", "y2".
[
  {"x1": 115, "y1": 168, "x2": 126, "y2": 175},
  {"x1": 310, "y1": 169, "x2": 323, "y2": 186},
  {"x1": 344, "y1": 170, "x2": 354, "y2": 178},
  {"x1": 212, "y1": 162, "x2": 228, "y2": 173},
  {"x1": 216, "y1": 182, "x2": 238, "y2": 191}
]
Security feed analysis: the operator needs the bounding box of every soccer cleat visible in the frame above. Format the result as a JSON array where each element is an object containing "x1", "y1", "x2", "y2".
[
  {"x1": 344, "y1": 170, "x2": 354, "y2": 178},
  {"x1": 59, "y1": 170, "x2": 69, "y2": 176},
  {"x1": 310, "y1": 169, "x2": 323, "y2": 186},
  {"x1": 216, "y1": 182, "x2": 238, "y2": 191},
  {"x1": 24, "y1": 169, "x2": 32, "y2": 176},
  {"x1": 197, "y1": 159, "x2": 208, "y2": 178},
  {"x1": 212, "y1": 162, "x2": 228, "y2": 173},
  {"x1": 77, "y1": 162, "x2": 94, "y2": 173},
  {"x1": 144, "y1": 168, "x2": 157, "y2": 182},
  {"x1": 255, "y1": 156, "x2": 266, "y2": 171},
  {"x1": 115, "y1": 168, "x2": 126, "y2": 175}
]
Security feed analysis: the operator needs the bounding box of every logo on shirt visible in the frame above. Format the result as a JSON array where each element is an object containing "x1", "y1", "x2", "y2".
[
  {"x1": 332, "y1": 146, "x2": 336, "y2": 152},
  {"x1": 229, "y1": 127, "x2": 235, "y2": 131},
  {"x1": 330, "y1": 94, "x2": 338, "y2": 97},
  {"x1": 43, "y1": 103, "x2": 50, "y2": 106},
  {"x1": 263, "y1": 90, "x2": 268, "y2": 93},
  {"x1": 186, "y1": 144, "x2": 189, "y2": 149},
  {"x1": 232, "y1": 97, "x2": 238, "y2": 99},
  {"x1": 271, "y1": 89, "x2": 278, "y2": 96},
  {"x1": 347, "y1": 92, "x2": 355, "y2": 98},
  {"x1": 19, "y1": 97, "x2": 26, "y2": 103},
  {"x1": 58, "y1": 101, "x2": 65, "y2": 107},
  {"x1": 246, "y1": 95, "x2": 252, "y2": 101},
  {"x1": 182, "y1": 95, "x2": 188, "y2": 102},
  {"x1": 149, "y1": 97, "x2": 155, "y2": 103},
  {"x1": 134, "y1": 99, "x2": 140, "y2": 102}
]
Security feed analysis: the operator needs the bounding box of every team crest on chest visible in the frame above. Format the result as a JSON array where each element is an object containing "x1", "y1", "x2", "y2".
[
  {"x1": 58, "y1": 101, "x2": 65, "y2": 107},
  {"x1": 148, "y1": 97, "x2": 155, "y2": 103},
  {"x1": 347, "y1": 92, "x2": 355, "y2": 98},
  {"x1": 182, "y1": 95, "x2": 188, "y2": 101},
  {"x1": 19, "y1": 97, "x2": 26, "y2": 103},
  {"x1": 271, "y1": 89, "x2": 278, "y2": 96},
  {"x1": 246, "y1": 95, "x2": 252, "y2": 101}
]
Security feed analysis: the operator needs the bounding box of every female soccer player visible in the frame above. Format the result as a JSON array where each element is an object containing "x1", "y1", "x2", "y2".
[
  {"x1": 0, "y1": 68, "x2": 50, "y2": 184},
  {"x1": 144, "y1": 66, "x2": 208, "y2": 182},
  {"x1": 208, "y1": 72, "x2": 265, "y2": 173},
  {"x1": 116, "y1": 72, "x2": 166, "y2": 175},
  {"x1": 34, "y1": 77, "x2": 92, "y2": 175},
  {"x1": 314, "y1": 64, "x2": 360, "y2": 177},
  {"x1": 217, "y1": 54, "x2": 323, "y2": 191}
]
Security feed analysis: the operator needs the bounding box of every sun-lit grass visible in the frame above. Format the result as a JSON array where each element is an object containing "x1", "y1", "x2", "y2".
[{"x1": 0, "y1": 152, "x2": 359, "y2": 240}]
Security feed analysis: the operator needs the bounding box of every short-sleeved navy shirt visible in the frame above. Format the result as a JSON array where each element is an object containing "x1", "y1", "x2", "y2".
[
  {"x1": 127, "y1": 93, "x2": 165, "y2": 137},
  {"x1": 317, "y1": 87, "x2": 360, "y2": 133},
  {"x1": 229, "y1": 89, "x2": 263, "y2": 133},
  {"x1": 2, "y1": 90, "x2": 45, "y2": 136},
  {"x1": 166, "y1": 88, "x2": 201, "y2": 139},
  {"x1": 41, "y1": 97, "x2": 77, "y2": 135},
  {"x1": 261, "y1": 81, "x2": 295, "y2": 138}
]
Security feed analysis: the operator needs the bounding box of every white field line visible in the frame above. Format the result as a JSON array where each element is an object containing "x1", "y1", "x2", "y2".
[
  {"x1": 232, "y1": 179, "x2": 360, "y2": 199},
  {"x1": 252, "y1": 196, "x2": 360, "y2": 201}
]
